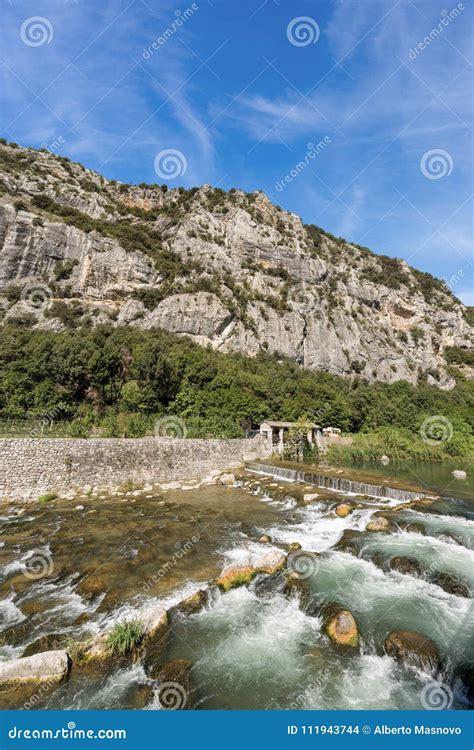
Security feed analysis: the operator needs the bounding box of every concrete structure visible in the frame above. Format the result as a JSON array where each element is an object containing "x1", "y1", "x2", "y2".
[{"x1": 259, "y1": 421, "x2": 321, "y2": 455}]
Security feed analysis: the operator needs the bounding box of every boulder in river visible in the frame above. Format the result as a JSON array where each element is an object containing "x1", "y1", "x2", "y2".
[
  {"x1": 254, "y1": 550, "x2": 286, "y2": 575},
  {"x1": 302, "y1": 493, "x2": 319, "y2": 504},
  {"x1": 335, "y1": 503, "x2": 353, "y2": 518},
  {"x1": 380, "y1": 455, "x2": 390, "y2": 465},
  {"x1": 366, "y1": 515, "x2": 392, "y2": 532},
  {"x1": 323, "y1": 605, "x2": 359, "y2": 648},
  {"x1": 173, "y1": 589, "x2": 209, "y2": 616},
  {"x1": 384, "y1": 631, "x2": 441, "y2": 675},
  {"x1": 254, "y1": 571, "x2": 286, "y2": 598},
  {"x1": 141, "y1": 605, "x2": 169, "y2": 640},
  {"x1": 216, "y1": 565, "x2": 257, "y2": 592},
  {"x1": 452, "y1": 469, "x2": 467, "y2": 480},
  {"x1": 389, "y1": 556, "x2": 423, "y2": 577},
  {"x1": 259, "y1": 534, "x2": 271, "y2": 544},
  {"x1": 432, "y1": 573, "x2": 471, "y2": 598},
  {"x1": 0, "y1": 650, "x2": 70, "y2": 688},
  {"x1": 287, "y1": 541, "x2": 302, "y2": 553},
  {"x1": 218, "y1": 473, "x2": 235, "y2": 485}
]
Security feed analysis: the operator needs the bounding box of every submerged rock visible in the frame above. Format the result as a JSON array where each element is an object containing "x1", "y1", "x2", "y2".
[
  {"x1": 335, "y1": 503, "x2": 353, "y2": 518},
  {"x1": 152, "y1": 659, "x2": 193, "y2": 708},
  {"x1": 323, "y1": 605, "x2": 359, "y2": 648},
  {"x1": 302, "y1": 493, "x2": 319, "y2": 504},
  {"x1": 389, "y1": 556, "x2": 423, "y2": 577},
  {"x1": 259, "y1": 534, "x2": 272, "y2": 544},
  {"x1": 432, "y1": 573, "x2": 471, "y2": 598},
  {"x1": 453, "y1": 664, "x2": 474, "y2": 708},
  {"x1": 0, "y1": 650, "x2": 70, "y2": 688},
  {"x1": 384, "y1": 631, "x2": 441, "y2": 675},
  {"x1": 254, "y1": 571, "x2": 286, "y2": 598}
]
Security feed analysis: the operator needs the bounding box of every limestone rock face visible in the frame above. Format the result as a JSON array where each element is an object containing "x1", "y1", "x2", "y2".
[{"x1": 1, "y1": 142, "x2": 472, "y2": 386}]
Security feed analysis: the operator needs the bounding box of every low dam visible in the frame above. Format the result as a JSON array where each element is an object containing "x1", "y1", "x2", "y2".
[{"x1": 246, "y1": 462, "x2": 433, "y2": 502}]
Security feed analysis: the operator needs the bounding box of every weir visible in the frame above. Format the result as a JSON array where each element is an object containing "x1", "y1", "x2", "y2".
[{"x1": 245, "y1": 462, "x2": 431, "y2": 502}]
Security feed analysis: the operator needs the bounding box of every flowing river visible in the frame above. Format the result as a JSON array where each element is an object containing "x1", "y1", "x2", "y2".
[{"x1": 0, "y1": 461, "x2": 472, "y2": 710}]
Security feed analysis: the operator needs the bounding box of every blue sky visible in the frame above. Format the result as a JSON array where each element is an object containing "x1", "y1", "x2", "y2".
[{"x1": 1, "y1": 0, "x2": 473, "y2": 303}]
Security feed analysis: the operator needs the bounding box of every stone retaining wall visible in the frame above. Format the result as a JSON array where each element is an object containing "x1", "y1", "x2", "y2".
[{"x1": 0, "y1": 436, "x2": 271, "y2": 500}]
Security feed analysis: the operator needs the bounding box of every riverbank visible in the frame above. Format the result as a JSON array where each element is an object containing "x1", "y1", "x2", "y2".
[{"x1": 0, "y1": 435, "x2": 269, "y2": 501}]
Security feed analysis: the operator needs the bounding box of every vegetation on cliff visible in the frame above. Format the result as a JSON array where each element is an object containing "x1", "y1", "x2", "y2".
[{"x1": 0, "y1": 324, "x2": 472, "y2": 459}]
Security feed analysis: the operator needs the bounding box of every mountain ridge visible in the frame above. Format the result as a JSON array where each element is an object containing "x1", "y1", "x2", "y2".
[{"x1": 0, "y1": 140, "x2": 472, "y2": 389}]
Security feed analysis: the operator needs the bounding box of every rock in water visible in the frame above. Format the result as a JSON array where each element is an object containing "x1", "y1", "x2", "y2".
[
  {"x1": 253, "y1": 550, "x2": 286, "y2": 575},
  {"x1": 432, "y1": 573, "x2": 471, "y2": 598},
  {"x1": 215, "y1": 565, "x2": 257, "y2": 592},
  {"x1": 0, "y1": 650, "x2": 70, "y2": 688},
  {"x1": 452, "y1": 470, "x2": 467, "y2": 480},
  {"x1": 389, "y1": 556, "x2": 423, "y2": 577},
  {"x1": 366, "y1": 515, "x2": 392, "y2": 532},
  {"x1": 380, "y1": 455, "x2": 390, "y2": 465},
  {"x1": 323, "y1": 606, "x2": 359, "y2": 648},
  {"x1": 335, "y1": 503, "x2": 353, "y2": 518},
  {"x1": 384, "y1": 631, "x2": 441, "y2": 675},
  {"x1": 152, "y1": 659, "x2": 193, "y2": 709}
]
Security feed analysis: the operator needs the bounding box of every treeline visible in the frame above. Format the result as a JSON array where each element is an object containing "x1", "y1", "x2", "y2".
[{"x1": 0, "y1": 325, "x2": 472, "y2": 458}]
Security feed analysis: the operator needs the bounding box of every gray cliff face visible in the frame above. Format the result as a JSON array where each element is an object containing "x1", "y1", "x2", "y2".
[{"x1": 0, "y1": 142, "x2": 471, "y2": 388}]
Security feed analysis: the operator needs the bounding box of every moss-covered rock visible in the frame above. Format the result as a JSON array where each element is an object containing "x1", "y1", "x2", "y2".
[
  {"x1": 323, "y1": 605, "x2": 359, "y2": 648},
  {"x1": 215, "y1": 565, "x2": 257, "y2": 592},
  {"x1": 335, "y1": 503, "x2": 353, "y2": 518}
]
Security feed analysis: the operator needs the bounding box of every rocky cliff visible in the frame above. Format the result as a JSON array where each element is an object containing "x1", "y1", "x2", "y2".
[{"x1": 0, "y1": 141, "x2": 471, "y2": 388}]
